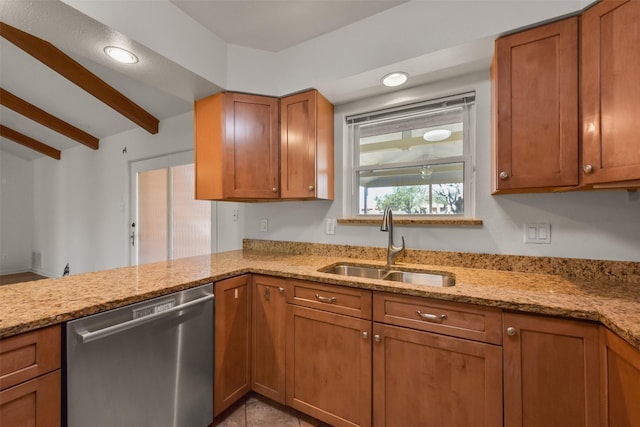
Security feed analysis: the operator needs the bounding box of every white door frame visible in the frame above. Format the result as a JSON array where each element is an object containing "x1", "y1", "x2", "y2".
[{"x1": 129, "y1": 150, "x2": 216, "y2": 266}]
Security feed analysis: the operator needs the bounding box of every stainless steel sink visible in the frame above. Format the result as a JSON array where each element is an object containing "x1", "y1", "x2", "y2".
[{"x1": 320, "y1": 264, "x2": 455, "y2": 287}]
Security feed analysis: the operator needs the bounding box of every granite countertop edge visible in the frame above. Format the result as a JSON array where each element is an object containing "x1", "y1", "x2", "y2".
[{"x1": 1, "y1": 250, "x2": 638, "y2": 351}]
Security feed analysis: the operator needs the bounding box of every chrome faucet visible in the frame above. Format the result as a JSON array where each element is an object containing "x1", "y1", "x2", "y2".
[{"x1": 380, "y1": 207, "x2": 405, "y2": 266}]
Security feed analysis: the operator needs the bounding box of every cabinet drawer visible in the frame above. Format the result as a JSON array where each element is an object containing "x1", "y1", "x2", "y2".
[
  {"x1": 0, "y1": 370, "x2": 61, "y2": 427},
  {"x1": 373, "y1": 292, "x2": 502, "y2": 344},
  {"x1": 0, "y1": 325, "x2": 61, "y2": 391},
  {"x1": 287, "y1": 280, "x2": 372, "y2": 319}
]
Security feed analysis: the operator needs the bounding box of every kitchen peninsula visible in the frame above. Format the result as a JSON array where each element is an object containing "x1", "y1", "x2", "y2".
[{"x1": 1, "y1": 240, "x2": 639, "y2": 426}]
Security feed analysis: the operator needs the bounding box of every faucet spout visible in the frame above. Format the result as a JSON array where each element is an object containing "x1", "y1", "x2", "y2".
[{"x1": 381, "y1": 208, "x2": 405, "y2": 265}]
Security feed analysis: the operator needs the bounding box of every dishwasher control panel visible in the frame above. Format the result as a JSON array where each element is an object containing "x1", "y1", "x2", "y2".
[{"x1": 132, "y1": 299, "x2": 176, "y2": 319}]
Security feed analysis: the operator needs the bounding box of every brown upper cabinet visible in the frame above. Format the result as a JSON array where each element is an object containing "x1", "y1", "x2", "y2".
[
  {"x1": 195, "y1": 92, "x2": 280, "y2": 200},
  {"x1": 195, "y1": 89, "x2": 334, "y2": 201},
  {"x1": 581, "y1": 0, "x2": 640, "y2": 188},
  {"x1": 492, "y1": 17, "x2": 579, "y2": 193},
  {"x1": 281, "y1": 90, "x2": 334, "y2": 200},
  {"x1": 492, "y1": 0, "x2": 640, "y2": 193}
]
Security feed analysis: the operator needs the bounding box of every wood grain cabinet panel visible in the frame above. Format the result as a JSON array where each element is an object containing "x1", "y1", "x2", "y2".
[
  {"x1": 0, "y1": 325, "x2": 61, "y2": 426},
  {"x1": 600, "y1": 327, "x2": 640, "y2": 427},
  {"x1": 286, "y1": 304, "x2": 371, "y2": 427},
  {"x1": 251, "y1": 275, "x2": 288, "y2": 404},
  {"x1": 372, "y1": 322, "x2": 502, "y2": 427},
  {"x1": 581, "y1": 0, "x2": 640, "y2": 186},
  {"x1": 0, "y1": 370, "x2": 61, "y2": 427},
  {"x1": 195, "y1": 92, "x2": 280, "y2": 200},
  {"x1": 287, "y1": 280, "x2": 372, "y2": 319},
  {"x1": 492, "y1": 17, "x2": 578, "y2": 193},
  {"x1": 280, "y1": 89, "x2": 334, "y2": 200},
  {"x1": 373, "y1": 292, "x2": 502, "y2": 344},
  {"x1": 214, "y1": 275, "x2": 252, "y2": 416},
  {"x1": 285, "y1": 279, "x2": 371, "y2": 426},
  {"x1": 503, "y1": 312, "x2": 600, "y2": 427}
]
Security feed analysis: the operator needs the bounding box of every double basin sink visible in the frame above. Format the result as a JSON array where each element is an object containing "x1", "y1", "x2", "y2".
[{"x1": 320, "y1": 263, "x2": 455, "y2": 287}]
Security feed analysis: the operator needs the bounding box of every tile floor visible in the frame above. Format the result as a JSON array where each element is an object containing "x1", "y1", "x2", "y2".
[{"x1": 213, "y1": 394, "x2": 331, "y2": 427}]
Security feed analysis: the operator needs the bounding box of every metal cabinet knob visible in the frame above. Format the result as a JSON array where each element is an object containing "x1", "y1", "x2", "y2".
[
  {"x1": 499, "y1": 171, "x2": 509, "y2": 180},
  {"x1": 278, "y1": 287, "x2": 285, "y2": 294},
  {"x1": 308, "y1": 185, "x2": 314, "y2": 191},
  {"x1": 583, "y1": 164, "x2": 594, "y2": 174},
  {"x1": 373, "y1": 334, "x2": 381, "y2": 342},
  {"x1": 272, "y1": 187, "x2": 278, "y2": 193},
  {"x1": 506, "y1": 327, "x2": 517, "y2": 336},
  {"x1": 362, "y1": 331, "x2": 369, "y2": 340}
]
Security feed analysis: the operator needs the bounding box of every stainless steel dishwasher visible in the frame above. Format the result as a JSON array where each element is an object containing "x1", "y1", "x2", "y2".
[{"x1": 65, "y1": 283, "x2": 214, "y2": 427}]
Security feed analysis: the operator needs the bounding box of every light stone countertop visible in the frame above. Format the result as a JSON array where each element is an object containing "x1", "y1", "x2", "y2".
[{"x1": 1, "y1": 249, "x2": 639, "y2": 351}]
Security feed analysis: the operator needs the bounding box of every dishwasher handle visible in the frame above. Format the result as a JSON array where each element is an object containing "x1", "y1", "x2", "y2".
[{"x1": 77, "y1": 293, "x2": 214, "y2": 344}]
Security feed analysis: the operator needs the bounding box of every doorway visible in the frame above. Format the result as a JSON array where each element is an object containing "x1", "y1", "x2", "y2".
[{"x1": 130, "y1": 151, "x2": 214, "y2": 266}]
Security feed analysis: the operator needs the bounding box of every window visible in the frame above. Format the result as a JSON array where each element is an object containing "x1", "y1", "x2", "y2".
[{"x1": 347, "y1": 92, "x2": 475, "y2": 216}]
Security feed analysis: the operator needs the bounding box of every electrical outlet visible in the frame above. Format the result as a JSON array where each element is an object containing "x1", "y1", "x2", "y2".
[
  {"x1": 524, "y1": 223, "x2": 551, "y2": 244},
  {"x1": 232, "y1": 209, "x2": 239, "y2": 222},
  {"x1": 260, "y1": 219, "x2": 268, "y2": 232},
  {"x1": 325, "y1": 218, "x2": 336, "y2": 235}
]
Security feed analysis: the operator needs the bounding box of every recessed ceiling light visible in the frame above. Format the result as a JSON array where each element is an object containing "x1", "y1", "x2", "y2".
[
  {"x1": 104, "y1": 46, "x2": 139, "y2": 64},
  {"x1": 423, "y1": 129, "x2": 452, "y2": 142},
  {"x1": 381, "y1": 72, "x2": 408, "y2": 87}
]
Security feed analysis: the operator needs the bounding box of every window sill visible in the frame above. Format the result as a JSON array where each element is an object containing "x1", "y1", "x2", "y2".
[{"x1": 337, "y1": 217, "x2": 483, "y2": 226}]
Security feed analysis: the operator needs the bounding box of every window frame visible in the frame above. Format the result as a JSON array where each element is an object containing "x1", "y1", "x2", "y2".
[{"x1": 346, "y1": 92, "x2": 476, "y2": 218}]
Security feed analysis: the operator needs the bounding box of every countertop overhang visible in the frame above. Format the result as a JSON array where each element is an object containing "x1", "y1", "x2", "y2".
[{"x1": 1, "y1": 249, "x2": 639, "y2": 351}]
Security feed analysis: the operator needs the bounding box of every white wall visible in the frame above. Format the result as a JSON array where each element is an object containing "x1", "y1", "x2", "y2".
[
  {"x1": 30, "y1": 112, "x2": 243, "y2": 277},
  {"x1": 244, "y1": 72, "x2": 640, "y2": 262},
  {"x1": 0, "y1": 151, "x2": 34, "y2": 274}
]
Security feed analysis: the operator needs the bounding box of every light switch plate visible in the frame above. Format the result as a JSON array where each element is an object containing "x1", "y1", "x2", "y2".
[
  {"x1": 325, "y1": 218, "x2": 336, "y2": 235},
  {"x1": 260, "y1": 219, "x2": 268, "y2": 232},
  {"x1": 524, "y1": 223, "x2": 551, "y2": 244}
]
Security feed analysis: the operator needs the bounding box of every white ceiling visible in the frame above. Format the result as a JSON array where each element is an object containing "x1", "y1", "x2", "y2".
[
  {"x1": 169, "y1": 0, "x2": 408, "y2": 52},
  {"x1": 0, "y1": 0, "x2": 589, "y2": 161}
]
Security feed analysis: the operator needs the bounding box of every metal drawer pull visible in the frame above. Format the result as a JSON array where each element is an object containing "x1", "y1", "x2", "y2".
[
  {"x1": 416, "y1": 310, "x2": 447, "y2": 323},
  {"x1": 315, "y1": 294, "x2": 337, "y2": 304}
]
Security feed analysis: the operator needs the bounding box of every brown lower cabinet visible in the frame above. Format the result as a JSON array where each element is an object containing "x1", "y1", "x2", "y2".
[
  {"x1": 600, "y1": 327, "x2": 640, "y2": 427},
  {"x1": 503, "y1": 312, "x2": 600, "y2": 427},
  {"x1": 285, "y1": 284, "x2": 372, "y2": 427},
  {"x1": 214, "y1": 275, "x2": 252, "y2": 416},
  {"x1": 251, "y1": 275, "x2": 287, "y2": 404},
  {"x1": 0, "y1": 325, "x2": 61, "y2": 427},
  {"x1": 372, "y1": 323, "x2": 503, "y2": 427},
  {"x1": 2, "y1": 276, "x2": 640, "y2": 427}
]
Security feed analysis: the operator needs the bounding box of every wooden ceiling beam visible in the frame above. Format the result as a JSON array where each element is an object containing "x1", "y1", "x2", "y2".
[
  {"x1": 1, "y1": 88, "x2": 99, "y2": 150},
  {"x1": 0, "y1": 22, "x2": 159, "y2": 134},
  {"x1": 0, "y1": 125, "x2": 61, "y2": 160}
]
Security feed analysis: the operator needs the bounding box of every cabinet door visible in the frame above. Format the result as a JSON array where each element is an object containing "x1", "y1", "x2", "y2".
[
  {"x1": 0, "y1": 370, "x2": 60, "y2": 427},
  {"x1": 195, "y1": 92, "x2": 279, "y2": 200},
  {"x1": 252, "y1": 275, "x2": 287, "y2": 404},
  {"x1": 0, "y1": 325, "x2": 60, "y2": 390},
  {"x1": 492, "y1": 17, "x2": 578, "y2": 193},
  {"x1": 214, "y1": 275, "x2": 251, "y2": 416},
  {"x1": 503, "y1": 312, "x2": 600, "y2": 427},
  {"x1": 222, "y1": 93, "x2": 280, "y2": 199},
  {"x1": 600, "y1": 328, "x2": 640, "y2": 427},
  {"x1": 372, "y1": 323, "x2": 502, "y2": 427},
  {"x1": 286, "y1": 305, "x2": 371, "y2": 427},
  {"x1": 582, "y1": 0, "x2": 640, "y2": 186},
  {"x1": 280, "y1": 90, "x2": 334, "y2": 200}
]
